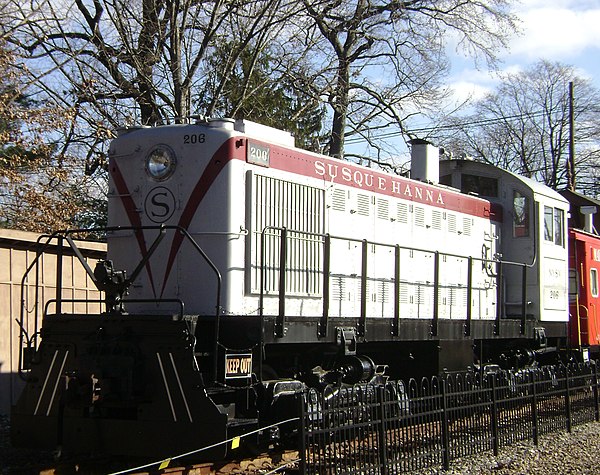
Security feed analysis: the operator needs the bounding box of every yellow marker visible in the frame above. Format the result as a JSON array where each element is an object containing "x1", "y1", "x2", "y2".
[
  {"x1": 231, "y1": 436, "x2": 240, "y2": 449},
  {"x1": 159, "y1": 458, "x2": 171, "y2": 470}
]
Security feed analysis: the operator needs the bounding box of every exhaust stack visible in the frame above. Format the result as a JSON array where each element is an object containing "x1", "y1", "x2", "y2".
[
  {"x1": 580, "y1": 206, "x2": 597, "y2": 234},
  {"x1": 410, "y1": 139, "x2": 439, "y2": 184}
]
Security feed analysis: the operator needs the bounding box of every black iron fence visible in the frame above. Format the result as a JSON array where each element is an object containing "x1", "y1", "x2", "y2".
[{"x1": 298, "y1": 363, "x2": 600, "y2": 474}]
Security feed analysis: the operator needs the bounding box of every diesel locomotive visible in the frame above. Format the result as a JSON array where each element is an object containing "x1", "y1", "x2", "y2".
[{"x1": 12, "y1": 118, "x2": 590, "y2": 459}]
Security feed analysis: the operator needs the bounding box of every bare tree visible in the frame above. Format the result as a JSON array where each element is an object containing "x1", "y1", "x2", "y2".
[
  {"x1": 10, "y1": 0, "x2": 518, "y2": 160},
  {"x1": 198, "y1": 41, "x2": 326, "y2": 151},
  {"x1": 297, "y1": 0, "x2": 518, "y2": 159},
  {"x1": 14, "y1": 0, "x2": 304, "y2": 122},
  {"x1": 6, "y1": 0, "x2": 303, "y2": 174},
  {"x1": 436, "y1": 60, "x2": 600, "y2": 194},
  {"x1": 3, "y1": 0, "x2": 307, "y2": 230}
]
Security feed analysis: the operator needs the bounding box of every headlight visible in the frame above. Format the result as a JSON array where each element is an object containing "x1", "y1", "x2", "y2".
[{"x1": 145, "y1": 145, "x2": 176, "y2": 180}]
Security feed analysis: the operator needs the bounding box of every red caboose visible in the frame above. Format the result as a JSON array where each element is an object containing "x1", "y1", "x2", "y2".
[{"x1": 569, "y1": 227, "x2": 600, "y2": 354}]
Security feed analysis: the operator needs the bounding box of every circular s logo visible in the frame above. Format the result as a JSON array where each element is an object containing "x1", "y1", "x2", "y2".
[{"x1": 145, "y1": 186, "x2": 176, "y2": 223}]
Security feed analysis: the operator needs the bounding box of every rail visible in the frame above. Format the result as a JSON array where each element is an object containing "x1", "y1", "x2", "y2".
[{"x1": 259, "y1": 226, "x2": 531, "y2": 339}]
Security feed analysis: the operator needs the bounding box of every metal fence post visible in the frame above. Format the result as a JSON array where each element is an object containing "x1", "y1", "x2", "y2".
[
  {"x1": 530, "y1": 370, "x2": 539, "y2": 446},
  {"x1": 490, "y1": 374, "x2": 499, "y2": 456},
  {"x1": 298, "y1": 392, "x2": 307, "y2": 475},
  {"x1": 377, "y1": 386, "x2": 388, "y2": 475},
  {"x1": 594, "y1": 362, "x2": 600, "y2": 422},
  {"x1": 565, "y1": 366, "x2": 572, "y2": 433},
  {"x1": 441, "y1": 378, "x2": 450, "y2": 471}
]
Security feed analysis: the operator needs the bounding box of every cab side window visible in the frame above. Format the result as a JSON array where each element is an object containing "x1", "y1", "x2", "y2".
[
  {"x1": 544, "y1": 206, "x2": 553, "y2": 241},
  {"x1": 513, "y1": 191, "x2": 529, "y2": 238},
  {"x1": 543, "y1": 205, "x2": 565, "y2": 246},
  {"x1": 554, "y1": 208, "x2": 564, "y2": 246},
  {"x1": 461, "y1": 174, "x2": 499, "y2": 197}
]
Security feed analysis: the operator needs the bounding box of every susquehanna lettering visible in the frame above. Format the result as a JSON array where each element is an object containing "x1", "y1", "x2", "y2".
[{"x1": 314, "y1": 160, "x2": 444, "y2": 205}]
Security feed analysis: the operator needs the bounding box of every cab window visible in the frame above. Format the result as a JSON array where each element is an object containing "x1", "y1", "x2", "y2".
[
  {"x1": 461, "y1": 174, "x2": 498, "y2": 197},
  {"x1": 554, "y1": 208, "x2": 564, "y2": 246},
  {"x1": 513, "y1": 191, "x2": 529, "y2": 238},
  {"x1": 543, "y1": 205, "x2": 564, "y2": 246}
]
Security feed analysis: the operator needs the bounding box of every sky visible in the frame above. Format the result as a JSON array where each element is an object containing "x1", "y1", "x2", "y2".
[
  {"x1": 348, "y1": 0, "x2": 600, "y2": 162},
  {"x1": 448, "y1": 0, "x2": 600, "y2": 104}
]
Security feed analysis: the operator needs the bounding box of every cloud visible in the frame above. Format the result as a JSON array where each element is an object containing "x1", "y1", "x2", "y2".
[
  {"x1": 446, "y1": 1, "x2": 600, "y2": 105},
  {"x1": 510, "y1": 2, "x2": 600, "y2": 59},
  {"x1": 446, "y1": 80, "x2": 492, "y2": 105},
  {"x1": 444, "y1": 64, "x2": 506, "y2": 106}
]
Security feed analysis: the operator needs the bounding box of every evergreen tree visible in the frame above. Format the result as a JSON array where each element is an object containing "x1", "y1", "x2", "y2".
[{"x1": 201, "y1": 43, "x2": 326, "y2": 152}]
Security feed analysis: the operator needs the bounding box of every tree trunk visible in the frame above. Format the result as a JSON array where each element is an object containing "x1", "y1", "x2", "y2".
[
  {"x1": 138, "y1": 0, "x2": 163, "y2": 124},
  {"x1": 329, "y1": 59, "x2": 350, "y2": 158}
]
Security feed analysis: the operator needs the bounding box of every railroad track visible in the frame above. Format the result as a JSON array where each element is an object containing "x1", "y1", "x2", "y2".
[
  {"x1": 2, "y1": 450, "x2": 300, "y2": 475},
  {"x1": 126, "y1": 450, "x2": 300, "y2": 475}
]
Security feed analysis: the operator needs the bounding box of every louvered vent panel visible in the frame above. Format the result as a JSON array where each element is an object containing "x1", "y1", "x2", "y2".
[
  {"x1": 432, "y1": 210, "x2": 442, "y2": 230},
  {"x1": 448, "y1": 214, "x2": 457, "y2": 233},
  {"x1": 332, "y1": 189, "x2": 347, "y2": 211},
  {"x1": 415, "y1": 207, "x2": 425, "y2": 227},
  {"x1": 416, "y1": 284, "x2": 425, "y2": 304},
  {"x1": 463, "y1": 217, "x2": 472, "y2": 236},
  {"x1": 331, "y1": 276, "x2": 347, "y2": 301},
  {"x1": 357, "y1": 194, "x2": 371, "y2": 216},
  {"x1": 251, "y1": 175, "x2": 325, "y2": 295},
  {"x1": 378, "y1": 281, "x2": 391, "y2": 304},
  {"x1": 397, "y1": 203, "x2": 408, "y2": 223},
  {"x1": 377, "y1": 198, "x2": 389, "y2": 220},
  {"x1": 399, "y1": 282, "x2": 409, "y2": 303}
]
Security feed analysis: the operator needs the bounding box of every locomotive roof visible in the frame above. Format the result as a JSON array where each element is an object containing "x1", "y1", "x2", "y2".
[{"x1": 440, "y1": 159, "x2": 569, "y2": 206}]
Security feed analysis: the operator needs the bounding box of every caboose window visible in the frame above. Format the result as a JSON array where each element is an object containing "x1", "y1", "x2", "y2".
[
  {"x1": 591, "y1": 268, "x2": 599, "y2": 298},
  {"x1": 512, "y1": 191, "x2": 529, "y2": 238},
  {"x1": 568, "y1": 269, "x2": 578, "y2": 303}
]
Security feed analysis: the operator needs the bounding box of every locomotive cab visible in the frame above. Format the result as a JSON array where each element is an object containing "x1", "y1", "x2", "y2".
[{"x1": 439, "y1": 159, "x2": 569, "y2": 360}]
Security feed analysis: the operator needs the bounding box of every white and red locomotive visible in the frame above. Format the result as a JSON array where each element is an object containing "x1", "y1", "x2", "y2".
[{"x1": 11, "y1": 118, "x2": 579, "y2": 458}]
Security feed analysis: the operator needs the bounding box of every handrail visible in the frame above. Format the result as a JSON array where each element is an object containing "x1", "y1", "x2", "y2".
[
  {"x1": 43, "y1": 298, "x2": 185, "y2": 321},
  {"x1": 259, "y1": 225, "x2": 530, "y2": 340},
  {"x1": 18, "y1": 232, "x2": 75, "y2": 380},
  {"x1": 17, "y1": 226, "x2": 223, "y2": 383},
  {"x1": 175, "y1": 227, "x2": 223, "y2": 383},
  {"x1": 259, "y1": 225, "x2": 528, "y2": 268}
]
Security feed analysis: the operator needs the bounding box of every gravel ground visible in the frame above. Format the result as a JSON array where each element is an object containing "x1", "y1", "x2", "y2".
[
  {"x1": 419, "y1": 422, "x2": 600, "y2": 475},
  {"x1": 3, "y1": 414, "x2": 600, "y2": 474}
]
